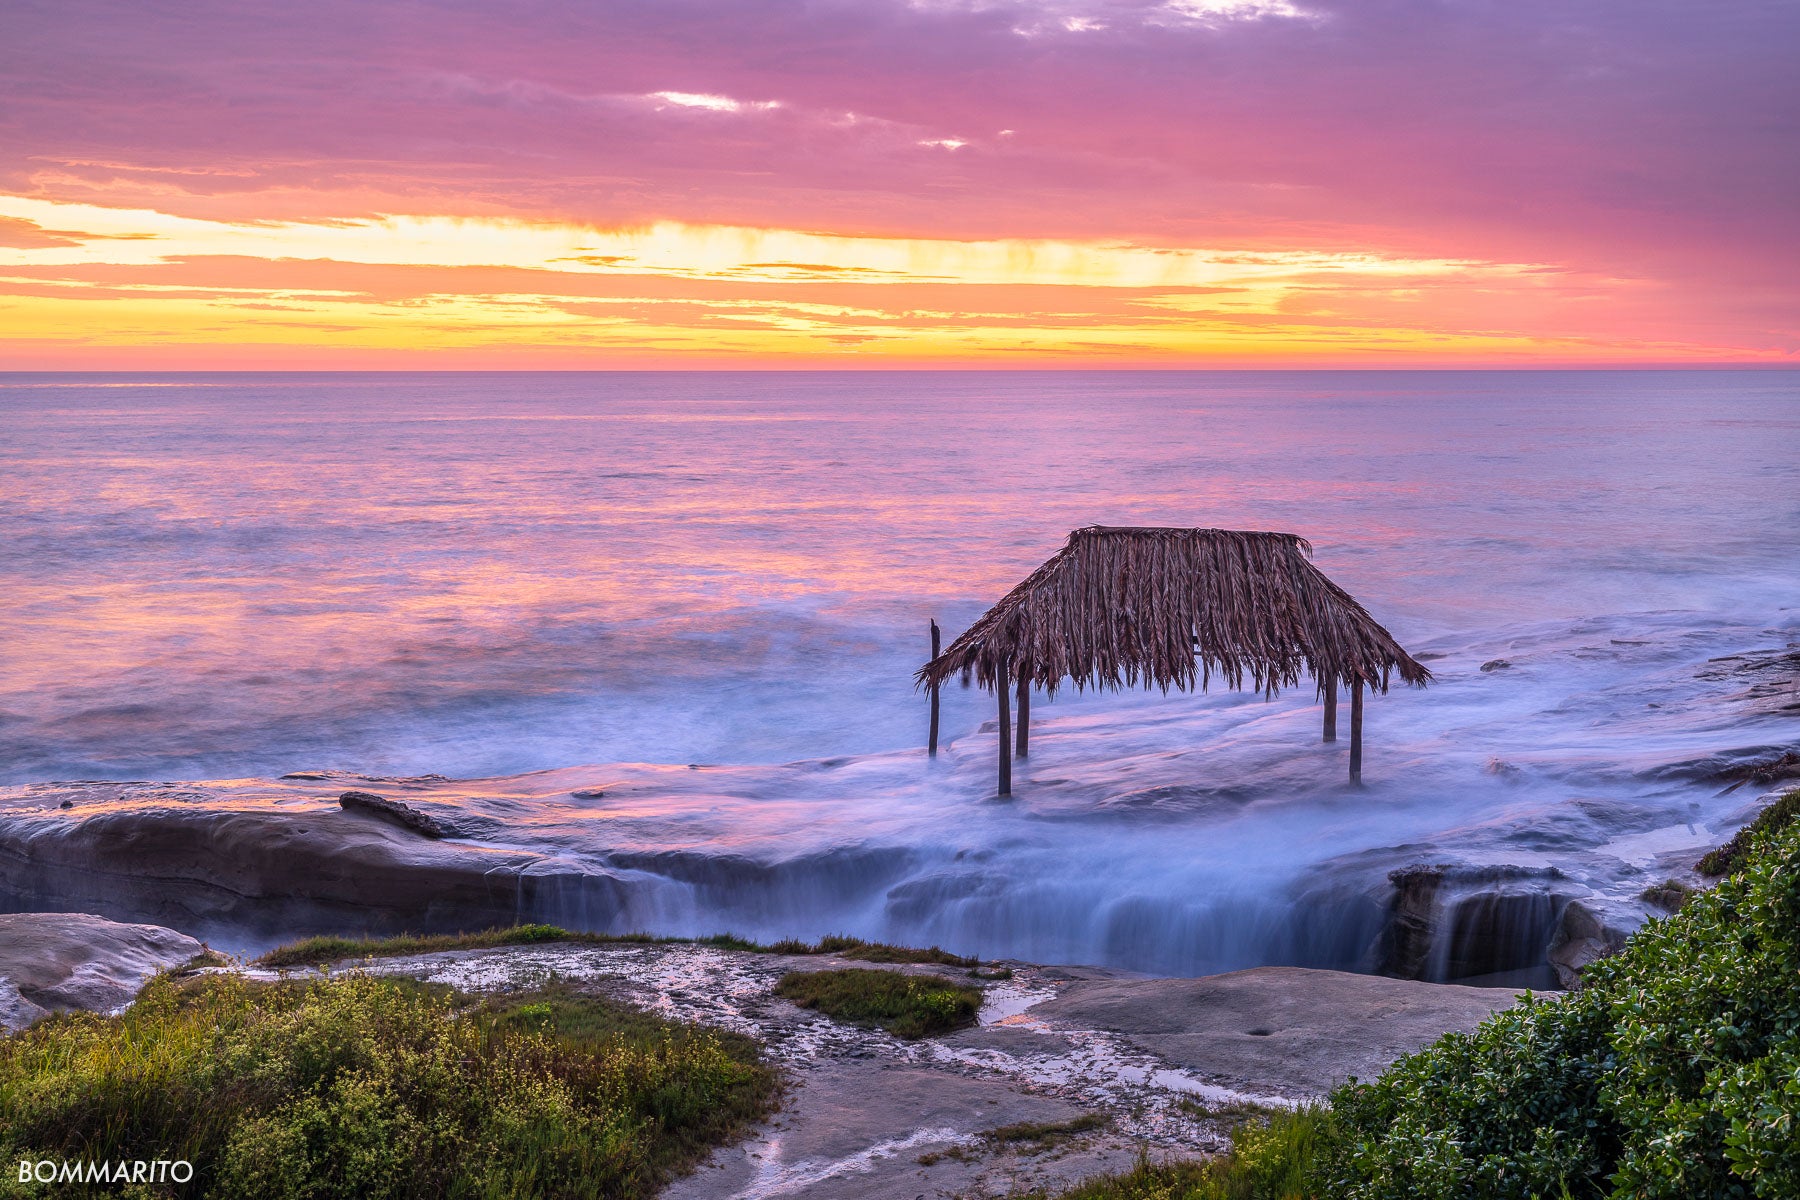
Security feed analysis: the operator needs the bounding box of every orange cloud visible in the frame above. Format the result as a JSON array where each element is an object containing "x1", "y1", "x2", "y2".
[{"x1": 0, "y1": 197, "x2": 1786, "y2": 369}]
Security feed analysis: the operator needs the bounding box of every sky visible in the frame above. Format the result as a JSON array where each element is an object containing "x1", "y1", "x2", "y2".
[{"x1": 1, "y1": 0, "x2": 1795, "y2": 368}]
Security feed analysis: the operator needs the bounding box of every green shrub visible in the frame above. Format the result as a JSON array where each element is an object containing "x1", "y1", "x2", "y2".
[
  {"x1": 773, "y1": 968, "x2": 981, "y2": 1038},
  {"x1": 0, "y1": 974, "x2": 776, "y2": 1199},
  {"x1": 1318, "y1": 809, "x2": 1800, "y2": 1199},
  {"x1": 1697, "y1": 786, "x2": 1800, "y2": 875}
]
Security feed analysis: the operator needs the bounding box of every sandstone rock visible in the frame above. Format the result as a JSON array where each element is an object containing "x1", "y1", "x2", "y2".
[
  {"x1": 1376, "y1": 864, "x2": 1449, "y2": 979},
  {"x1": 1028, "y1": 965, "x2": 1529, "y2": 1097},
  {"x1": 0, "y1": 805, "x2": 558, "y2": 950},
  {"x1": 1546, "y1": 899, "x2": 1632, "y2": 989},
  {"x1": 0, "y1": 912, "x2": 203, "y2": 1031},
  {"x1": 1376, "y1": 864, "x2": 1574, "y2": 987},
  {"x1": 338, "y1": 789, "x2": 447, "y2": 838},
  {"x1": 662, "y1": 1061, "x2": 1102, "y2": 1200}
]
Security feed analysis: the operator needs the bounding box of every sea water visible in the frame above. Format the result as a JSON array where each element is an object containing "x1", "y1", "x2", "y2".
[{"x1": 3, "y1": 371, "x2": 1796, "y2": 971}]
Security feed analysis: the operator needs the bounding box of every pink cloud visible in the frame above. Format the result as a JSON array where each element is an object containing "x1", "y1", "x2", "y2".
[{"x1": 1, "y1": 0, "x2": 1795, "y2": 357}]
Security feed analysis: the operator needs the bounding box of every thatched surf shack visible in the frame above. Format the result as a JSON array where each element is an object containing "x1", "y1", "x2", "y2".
[{"x1": 918, "y1": 526, "x2": 1431, "y2": 796}]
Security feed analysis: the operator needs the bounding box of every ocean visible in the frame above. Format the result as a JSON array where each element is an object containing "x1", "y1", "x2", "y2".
[{"x1": 3, "y1": 370, "x2": 1796, "y2": 971}]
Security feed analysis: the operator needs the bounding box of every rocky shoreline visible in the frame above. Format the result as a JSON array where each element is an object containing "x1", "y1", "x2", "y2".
[
  {"x1": 1, "y1": 763, "x2": 1738, "y2": 984},
  {"x1": 6, "y1": 769, "x2": 1792, "y2": 1196},
  {"x1": 0, "y1": 912, "x2": 1527, "y2": 1199}
]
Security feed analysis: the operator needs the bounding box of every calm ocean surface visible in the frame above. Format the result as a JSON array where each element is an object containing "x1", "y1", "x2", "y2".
[{"x1": 1, "y1": 370, "x2": 1794, "y2": 783}]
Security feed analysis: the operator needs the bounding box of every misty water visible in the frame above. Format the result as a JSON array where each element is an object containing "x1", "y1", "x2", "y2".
[{"x1": 3, "y1": 370, "x2": 1796, "y2": 974}]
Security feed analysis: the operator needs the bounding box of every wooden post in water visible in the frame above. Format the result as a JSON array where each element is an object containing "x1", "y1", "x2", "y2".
[
  {"x1": 1349, "y1": 678, "x2": 1364, "y2": 784},
  {"x1": 928, "y1": 619, "x2": 941, "y2": 757},
  {"x1": 1322, "y1": 675, "x2": 1338, "y2": 743},
  {"x1": 996, "y1": 658, "x2": 1013, "y2": 797},
  {"x1": 1015, "y1": 672, "x2": 1030, "y2": 758}
]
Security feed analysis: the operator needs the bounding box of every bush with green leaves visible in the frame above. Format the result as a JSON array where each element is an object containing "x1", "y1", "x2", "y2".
[
  {"x1": 1697, "y1": 786, "x2": 1800, "y2": 876},
  {"x1": 1318, "y1": 794, "x2": 1800, "y2": 1199},
  {"x1": 0, "y1": 975, "x2": 776, "y2": 1199}
]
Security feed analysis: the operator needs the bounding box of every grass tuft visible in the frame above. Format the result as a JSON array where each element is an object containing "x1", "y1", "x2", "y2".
[
  {"x1": 1010, "y1": 1107, "x2": 1327, "y2": 1198},
  {"x1": 773, "y1": 968, "x2": 981, "y2": 1039},
  {"x1": 983, "y1": 1112, "x2": 1109, "y2": 1149}
]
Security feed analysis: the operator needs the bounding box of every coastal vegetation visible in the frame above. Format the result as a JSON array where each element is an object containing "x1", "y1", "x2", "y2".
[
  {"x1": 773, "y1": 967, "x2": 982, "y2": 1038},
  {"x1": 1040, "y1": 787, "x2": 1800, "y2": 1199},
  {"x1": 255, "y1": 924, "x2": 975, "y2": 970},
  {"x1": 1006, "y1": 1108, "x2": 1327, "y2": 1199},
  {"x1": 0, "y1": 974, "x2": 776, "y2": 1199},
  {"x1": 981, "y1": 1113, "x2": 1110, "y2": 1149},
  {"x1": 1696, "y1": 785, "x2": 1800, "y2": 875}
]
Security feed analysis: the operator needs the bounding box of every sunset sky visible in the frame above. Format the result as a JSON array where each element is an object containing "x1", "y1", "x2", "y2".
[{"x1": 2, "y1": 0, "x2": 1794, "y2": 368}]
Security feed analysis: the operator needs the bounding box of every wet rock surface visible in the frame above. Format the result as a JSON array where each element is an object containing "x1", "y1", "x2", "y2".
[
  {"x1": 0, "y1": 912, "x2": 202, "y2": 1031},
  {"x1": 0, "y1": 797, "x2": 543, "y2": 947},
  {"x1": 1695, "y1": 646, "x2": 1800, "y2": 717},
  {"x1": 337, "y1": 789, "x2": 447, "y2": 838},
  {"x1": 0, "y1": 747, "x2": 1780, "y2": 983},
  {"x1": 1546, "y1": 899, "x2": 1634, "y2": 990},
  {"x1": 1375, "y1": 863, "x2": 1577, "y2": 987}
]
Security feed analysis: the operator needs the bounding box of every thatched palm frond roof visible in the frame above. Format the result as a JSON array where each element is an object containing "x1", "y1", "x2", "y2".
[{"x1": 917, "y1": 526, "x2": 1431, "y2": 699}]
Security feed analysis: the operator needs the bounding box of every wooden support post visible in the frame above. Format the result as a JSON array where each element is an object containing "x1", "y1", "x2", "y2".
[
  {"x1": 996, "y1": 660, "x2": 1013, "y2": 798},
  {"x1": 1322, "y1": 677, "x2": 1337, "y2": 743},
  {"x1": 1349, "y1": 678, "x2": 1364, "y2": 784},
  {"x1": 1015, "y1": 672, "x2": 1030, "y2": 758},
  {"x1": 927, "y1": 619, "x2": 941, "y2": 757}
]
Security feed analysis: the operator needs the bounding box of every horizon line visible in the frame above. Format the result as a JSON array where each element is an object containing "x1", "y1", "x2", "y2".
[{"x1": 2, "y1": 363, "x2": 1795, "y2": 375}]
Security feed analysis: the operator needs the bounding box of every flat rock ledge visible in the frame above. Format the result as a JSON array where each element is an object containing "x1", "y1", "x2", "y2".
[
  {"x1": 286, "y1": 942, "x2": 1529, "y2": 1199},
  {"x1": 0, "y1": 912, "x2": 203, "y2": 1032},
  {"x1": 1025, "y1": 965, "x2": 1526, "y2": 1100}
]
